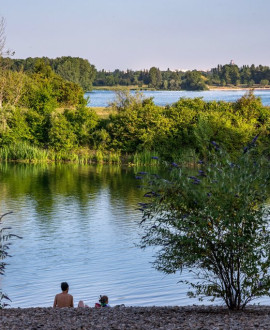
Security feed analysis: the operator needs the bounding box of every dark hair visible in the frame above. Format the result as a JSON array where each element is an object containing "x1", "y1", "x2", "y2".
[
  {"x1": 99, "y1": 295, "x2": 109, "y2": 306},
  {"x1": 61, "y1": 282, "x2": 69, "y2": 291}
]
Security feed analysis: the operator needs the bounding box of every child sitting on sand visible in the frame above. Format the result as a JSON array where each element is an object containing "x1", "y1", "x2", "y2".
[{"x1": 95, "y1": 295, "x2": 110, "y2": 308}]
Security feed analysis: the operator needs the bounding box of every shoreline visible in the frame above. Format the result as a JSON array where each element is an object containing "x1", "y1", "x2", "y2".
[
  {"x1": 209, "y1": 87, "x2": 270, "y2": 91},
  {"x1": 89, "y1": 86, "x2": 270, "y2": 92},
  {"x1": 1, "y1": 305, "x2": 270, "y2": 329}
]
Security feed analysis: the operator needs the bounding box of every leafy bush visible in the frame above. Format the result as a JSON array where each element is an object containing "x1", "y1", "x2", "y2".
[{"x1": 139, "y1": 143, "x2": 270, "y2": 309}]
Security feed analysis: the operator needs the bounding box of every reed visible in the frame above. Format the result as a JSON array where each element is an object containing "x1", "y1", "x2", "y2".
[
  {"x1": 108, "y1": 151, "x2": 121, "y2": 164},
  {"x1": 91, "y1": 150, "x2": 121, "y2": 164},
  {"x1": 0, "y1": 144, "x2": 154, "y2": 165},
  {"x1": 133, "y1": 151, "x2": 160, "y2": 166},
  {"x1": 0, "y1": 142, "x2": 49, "y2": 162}
]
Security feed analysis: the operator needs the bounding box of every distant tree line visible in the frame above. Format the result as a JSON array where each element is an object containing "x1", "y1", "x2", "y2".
[
  {"x1": 4, "y1": 56, "x2": 270, "y2": 91},
  {"x1": 207, "y1": 64, "x2": 270, "y2": 87},
  {"x1": 94, "y1": 64, "x2": 270, "y2": 90},
  {"x1": 94, "y1": 67, "x2": 208, "y2": 91}
]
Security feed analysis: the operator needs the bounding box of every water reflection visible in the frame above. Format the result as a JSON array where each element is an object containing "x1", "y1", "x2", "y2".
[{"x1": 1, "y1": 163, "x2": 268, "y2": 307}]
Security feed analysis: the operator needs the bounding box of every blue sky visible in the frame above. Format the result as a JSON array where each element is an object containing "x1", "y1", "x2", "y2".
[{"x1": 1, "y1": 0, "x2": 270, "y2": 71}]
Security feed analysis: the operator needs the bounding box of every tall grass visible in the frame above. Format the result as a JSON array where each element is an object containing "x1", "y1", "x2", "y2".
[
  {"x1": 0, "y1": 143, "x2": 122, "y2": 164},
  {"x1": 0, "y1": 143, "x2": 162, "y2": 166},
  {"x1": 94, "y1": 150, "x2": 121, "y2": 164},
  {"x1": 0, "y1": 142, "x2": 49, "y2": 162},
  {"x1": 133, "y1": 151, "x2": 160, "y2": 166}
]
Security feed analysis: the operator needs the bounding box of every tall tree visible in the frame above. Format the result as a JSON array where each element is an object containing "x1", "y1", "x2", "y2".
[{"x1": 149, "y1": 67, "x2": 162, "y2": 89}]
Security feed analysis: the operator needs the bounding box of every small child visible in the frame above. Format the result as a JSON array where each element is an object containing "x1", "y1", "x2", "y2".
[{"x1": 95, "y1": 295, "x2": 110, "y2": 308}]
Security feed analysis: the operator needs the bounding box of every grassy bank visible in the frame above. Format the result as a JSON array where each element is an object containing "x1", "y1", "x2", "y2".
[{"x1": 0, "y1": 143, "x2": 163, "y2": 166}]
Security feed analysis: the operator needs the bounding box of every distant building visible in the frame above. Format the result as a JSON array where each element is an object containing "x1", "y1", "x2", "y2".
[{"x1": 230, "y1": 60, "x2": 234, "y2": 65}]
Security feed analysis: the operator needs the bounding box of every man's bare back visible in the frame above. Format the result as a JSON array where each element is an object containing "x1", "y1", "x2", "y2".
[
  {"x1": 53, "y1": 282, "x2": 74, "y2": 308},
  {"x1": 53, "y1": 292, "x2": 73, "y2": 308}
]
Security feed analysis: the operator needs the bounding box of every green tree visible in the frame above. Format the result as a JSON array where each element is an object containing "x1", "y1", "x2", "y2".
[
  {"x1": 149, "y1": 67, "x2": 162, "y2": 89},
  {"x1": 181, "y1": 71, "x2": 208, "y2": 91},
  {"x1": 48, "y1": 113, "x2": 77, "y2": 152},
  {"x1": 64, "y1": 106, "x2": 99, "y2": 146},
  {"x1": 139, "y1": 146, "x2": 270, "y2": 310},
  {"x1": 53, "y1": 57, "x2": 96, "y2": 91},
  {"x1": 260, "y1": 79, "x2": 269, "y2": 87}
]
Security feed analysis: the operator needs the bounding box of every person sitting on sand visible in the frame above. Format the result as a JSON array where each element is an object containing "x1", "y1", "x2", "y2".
[
  {"x1": 95, "y1": 295, "x2": 110, "y2": 308},
  {"x1": 53, "y1": 282, "x2": 74, "y2": 308}
]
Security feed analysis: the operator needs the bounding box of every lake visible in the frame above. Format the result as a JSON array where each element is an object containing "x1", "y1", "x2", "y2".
[
  {"x1": 0, "y1": 163, "x2": 203, "y2": 308},
  {"x1": 86, "y1": 89, "x2": 270, "y2": 107},
  {"x1": 1, "y1": 163, "x2": 270, "y2": 308}
]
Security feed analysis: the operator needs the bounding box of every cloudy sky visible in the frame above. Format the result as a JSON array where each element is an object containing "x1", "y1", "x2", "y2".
[{"x1": 1, "y1": 0, "x2": 270, "y2": 71}]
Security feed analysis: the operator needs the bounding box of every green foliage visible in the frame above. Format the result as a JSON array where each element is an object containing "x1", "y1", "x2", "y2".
[
  {"x1": 260, "y1": 79, "x2": 269, "y2": 86},
  {"x1": 149, "y1": 67, "x2": 162, "y2": 89},
  {"x1": 181, "y1": 71, "x2": 208, "y2": 91},
  {"x1": 64, "y1": 106, "x2": 99, "y2": 146},
  {"x1": 21, "y1": 65, "x2": 85, "y2": 110},
  {"x1": 8, "y1": 58, "x2": 270, "y2": 89},
  {"x1": 0, "y1": 70, "x2": 25, "y2": 107},
  {"x1": 48, "y1": 113, "x2": 77, "y2": 152},
  {"x1": 1, "y1": 89, "x2": 270, "y2": 164},
  {"x1": 139, "y1": 146, "x2": 270, "y2": 309},
  {"x1": 107, "y1": 91, "x2": 172, "y2": 153},
  {"x1": 0, "y1": 142, "x2": 50, "y2": 162},
  {"x1": 0, "y1": 58, "x2": 86, "y2": 111},
  {"x1": 0, "y1": 106, "x2": 32, "y2": 145},
  {"x1": 209, "y1": 63, "x2": 270, "y2": 86},
  {"x1": 52, "y1": 56, "x2": 96, "y2": 91},
  {"x1": 133, "y1": 151, "x2": 160, "y2": 165},
  {"x1": 8, "y1": 56, "x2": 96, "y2": 91},
  {"x1": 24, "y1": 109, "x2": 50, "y2": 145}
]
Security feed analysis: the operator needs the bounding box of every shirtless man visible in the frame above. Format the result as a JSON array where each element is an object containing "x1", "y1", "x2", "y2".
[{"x1": 53, "y1": 282, "x2": 74, "y2": 308}]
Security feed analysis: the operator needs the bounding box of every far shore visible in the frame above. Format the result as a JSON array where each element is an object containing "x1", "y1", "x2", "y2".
[
  {"x1": 88, "y1": 85, "x2": 270, "y2": 92},
  {"x1": 1, "y1": 305, "x2": 270, "y2": 329}
]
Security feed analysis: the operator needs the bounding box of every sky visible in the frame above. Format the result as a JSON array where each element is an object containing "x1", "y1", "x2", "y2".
[{"x1": 1, "y1": 0, "x2": 270, "y2": 71}]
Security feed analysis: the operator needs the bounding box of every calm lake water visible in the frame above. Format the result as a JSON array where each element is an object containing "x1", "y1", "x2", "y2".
[
  {"x1": 86, "y1": 89, "x2": 270, "y2": 107},
  {"x1": 1, "y1": 163, "x2": 270, "y2": 308},
  {"x1": 0, "y1": 163, "x2": 203, "y2": 308}
]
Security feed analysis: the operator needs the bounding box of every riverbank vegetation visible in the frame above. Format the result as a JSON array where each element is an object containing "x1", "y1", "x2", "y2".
[{"x1": 0, "y1": 84, "x2": 270, "y2": 164}]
